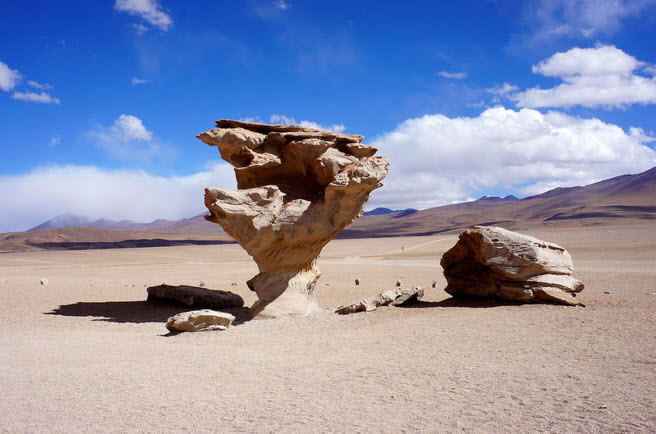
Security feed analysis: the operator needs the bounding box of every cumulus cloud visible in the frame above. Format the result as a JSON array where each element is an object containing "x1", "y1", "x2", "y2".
[
  {"x1": 114, "y1": 0, "x2": 172, "y2": 32},
  {"x1": 526, "y1": 0, "x2": 656, "y2": 40},
  {"x1": 131, "y1": 77, "x2": 152, "y2": 85},
  {"x1": 87, "y1": 114, "x2": 166, "y2": 160},
  {"x1": 0, "y1": 60, "x2": 22, "y2": 91},
  {"x1": 0, "y1": 163, "x2": 235, "y2": 233},
  {"x1": 512, "y1": 45, "x2": 656, "y2": 108},
  {"x1": 438, "y1": 71, "x2": 467, "y2": 80},
  {"x1": 48, "y1": 135, "x2": 61, "y2": 147},
  {"x1": 369, "y1": 106, "x2": 656, "y2": 210},
  {"x1": 11, "y1": 91, "x2": 61, "y2": 104},
  {"x1": 269, "y1": 114, "x2": 346, "y2": 133}
]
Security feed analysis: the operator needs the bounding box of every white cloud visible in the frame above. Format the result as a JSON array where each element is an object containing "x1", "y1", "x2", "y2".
[
  {"x1": 11, "y1": 91, "x2": 61, "y2": 104},
  {"x1": 48, "y1": 135, "x2": 61, "y2": 147},
  {"x1": 512, "y1": 45, "x2": 656, "y2": 108},
  {"x1": 486, "y1": 83, "x2": 519, "y2": 95},
  {"x1": 368, "y1": 106, "x2": 656, "y2": 210},
  {"x1": 0, "y1": 61, "x2": 22, "y2": 91},
  {"x1": 0, "y1": 163, "x2": 236, "y2": 233},
  {"x1": 527, "y1": 0, "x2": 656, "y2": 40},
  {"x1": 131, "y1": 77, "x2": 152, "y2": 85},
  {"x1": 27, "y1": 80, "x2": 53, "y2": 90},
  {"x1": 438, "y1": 71, "x2": 467, "y2": 80},
  {"x1": 114, "y1": 0, "x2": 172, "y2": 32},
  {"x1": 269, "y1": 114, "x2": 346, "y2": 133},
  {"x1": 273, "y1": 0, "x2": 289, "y2": 10},
  {"x1": 88, "y1": 114, "x2": 163, "y2": 160}
]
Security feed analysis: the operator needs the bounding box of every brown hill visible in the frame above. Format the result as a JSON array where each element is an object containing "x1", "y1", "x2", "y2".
[{"x1": 339, "y1": 167, "x2": 656, "y2": 238}]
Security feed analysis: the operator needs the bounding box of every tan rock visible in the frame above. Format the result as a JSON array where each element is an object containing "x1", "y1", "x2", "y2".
[
  {"x1": 166, "y1": 309, "x2": 235, "y2": 332},
  {"x1": 198, "y1": 120, "x2": 389, "y2": 318},
  {"x1": 147, "y1": 284, "x2": 244, "y2": 309},
  {"x1": 335, "y1": 287, "x2": 424, "y2": 314},
  {"x1": 441, "y1": 226, "x2": 584, "y2": 305}
]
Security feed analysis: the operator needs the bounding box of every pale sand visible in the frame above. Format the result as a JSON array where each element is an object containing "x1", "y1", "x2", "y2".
[{"x1": 1, "y1": 225, "x2": 655, "y2": 432}]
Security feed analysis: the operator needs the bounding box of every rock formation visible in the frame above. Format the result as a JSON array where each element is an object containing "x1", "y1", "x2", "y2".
[
  {"x1": 166, "y1": 310, "x2": 235, "y2": 332},
  {"x1": 197, "y1": 120, "x2": 389, "y2": 318},
  {"x1": 335, "y1": 287, "x2": 424, "y2": 314},
  {"x1": 147, "y1": 284, "x2": 244, "y2": 309},
  {"x1": 441, "y1": 226, "x2": 584, "y2": 306}
]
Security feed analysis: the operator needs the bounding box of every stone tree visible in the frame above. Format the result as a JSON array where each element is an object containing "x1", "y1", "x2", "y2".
[{"x1": 197, "y1": 120, "x2": 389, "y2": 319}]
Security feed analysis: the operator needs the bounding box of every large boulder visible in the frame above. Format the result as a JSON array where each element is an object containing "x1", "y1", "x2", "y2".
[
  {"x1": 147, "y1": 284, "x2": 244, "y2": 309},
  {"x1": 166, "y1": 310, "x2": 235, "y2": 332},
  {"x1": 441, "y1": 226, "x2": 584, "y2": 306},
  {"x1": 197, "y1": 120, "x2": 389, "y2": 319}
]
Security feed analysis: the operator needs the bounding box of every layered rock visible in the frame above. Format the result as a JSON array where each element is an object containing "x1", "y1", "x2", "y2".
[
  {"x1": 335, "y1": 287, "x2": 424, "y2": 314},
  {"x1": 441, "y1": 226, "x2": 584, "y2": 306},
  {"x1": 147, "y1": 284, "x2": 244, "y2": 309},
  {"x1": 197, "y1": 120, "x2": 389, "y2": 318},
  {"x1": 166, "y1": 310, "x2": 235, "y2": 332}
]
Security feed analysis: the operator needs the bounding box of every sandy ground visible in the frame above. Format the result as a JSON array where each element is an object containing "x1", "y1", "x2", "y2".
[{"x1": 1, "y1": 224, "x2": 655, "y2": 432}]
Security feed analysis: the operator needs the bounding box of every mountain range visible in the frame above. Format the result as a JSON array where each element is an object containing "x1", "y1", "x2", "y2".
[{"x1": 2, "y1": 167, "x2": 654, "y2": 252}]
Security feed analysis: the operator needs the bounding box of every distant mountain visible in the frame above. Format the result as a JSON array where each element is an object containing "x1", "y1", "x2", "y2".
[
  {"x1": 339, "y1": 166, "x2": 656, "y2": 238},
  {"x1": 10, "y1": 167, "x2": 655, "y2": 252},
  {"x1": 30, "y1": 213, "x2": 95, "y2": 230},
  {"x1": 364, "y1": 207, "x2": 418, "y2": 216}
]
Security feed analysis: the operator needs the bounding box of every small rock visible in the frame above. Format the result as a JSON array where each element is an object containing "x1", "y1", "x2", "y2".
[
  {"x1": 604, "y1": 291, "x2": 611, "y2": 294},
  {"x1": 432, "y1": 281, "x2": 437, "y2": 288},
  {"x1": 199, "y1": 282, "x2": 206, "y2": 287},
  {"x1": 231, "y1": 282, "x2": 238, "y2": 286},
  {"x1": 646, "y1": 292, "x2": 656, "y2": 296},
  {"x1": 40, "y1": 278, "x2": 48, "y2": 286},
  {"x1": 325, "y1": 283, "x2": 330, "y2": 286},
  {"x1": 166, "y1": 309, "x2": 235, "y2": 332},
  {"x1": 396, "y1": 280, "x2": 402, "y2": 287},
  {"x1": 355, "y1": 278, "x2": 360, "y2": 286},
  {"x1": 336, "y1": 287, "x2": 423, "y2": 315}
]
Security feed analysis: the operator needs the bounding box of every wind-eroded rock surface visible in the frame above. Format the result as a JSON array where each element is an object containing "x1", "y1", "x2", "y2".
[
  {"x1": 441, "y1": 226, "x2": 584, "y2": 306},
  {"x1": 197, "y1": 120, "x2": 389, "y2": 318}
]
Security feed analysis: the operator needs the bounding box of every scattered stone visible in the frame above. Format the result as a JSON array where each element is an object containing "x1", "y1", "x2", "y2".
[
  {"x1": 198, "y1": 119, "x2": 389, "y2": 319},
  {"x1": 604, "y1": 291, "x2": 611, "y2": 294},
  {"x1": 166, "y1": 309, "x2": 235, "y2": 332},
  {"x1": 199, "y1": 281, "x2": 206, "y2": 287},
  {"x1": 147, "y1": 284, "x2": 244, "y2": 309},
  {"x1": 396, "y1": 280, "x2": 402, "y2": 287},
  {"x1": 40, "y1": 278, "x2": 48, "y2": 286},
  {"x1": 646, "y1": 292, "x2": 656, "y2": 296},
  {"x1": 231, "y1": 282, "x2": 238, "y2": 286},
  {"x1": 441, "y1": 226, "x2": 585, "y2": 306},
  {"x1": 432, "y1": 280, "x2": 437, "y2": 288},
  {"x1": 335, "y1": 287, "x2": 424, "y2": 314},
  {"x1": 355, "y1": 278, "x2": 360, "y2": 285}
]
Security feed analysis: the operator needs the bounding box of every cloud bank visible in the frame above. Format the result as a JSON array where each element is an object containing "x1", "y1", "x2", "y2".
[
  {"x1": 370, "y1": 106, "x2": 656, "y2": 209},
  {"x1": 0, "y1": 61, "x2": 21, "y2": 91},
  {"x1": 0, "y1": 163, "x2": 235, "y2": 233}
]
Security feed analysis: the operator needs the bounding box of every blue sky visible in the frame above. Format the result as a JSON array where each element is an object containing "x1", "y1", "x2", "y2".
[{"x1": 1, "y1": 0, "x2": 656, "y2": 232}]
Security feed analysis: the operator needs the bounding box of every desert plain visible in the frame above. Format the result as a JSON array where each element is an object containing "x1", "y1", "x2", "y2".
[{"x1": 0, "y1": 223, "x2": 655, "y2": 432}]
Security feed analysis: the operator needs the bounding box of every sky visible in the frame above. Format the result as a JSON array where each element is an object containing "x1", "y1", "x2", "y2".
[{"x1": 1, "y1": 0, "x2": 656, "y2": 232}]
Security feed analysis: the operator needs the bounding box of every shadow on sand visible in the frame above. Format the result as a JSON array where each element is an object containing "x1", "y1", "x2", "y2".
[
  {"x1": 398, "y1": 297, "x2": 523, "y2": 309},
  {"x1": 46, "y1": 299, "x2": 252, "y2": 334}
]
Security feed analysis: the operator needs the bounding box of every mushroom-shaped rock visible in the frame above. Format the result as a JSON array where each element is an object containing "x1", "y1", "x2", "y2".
[
  {"x1": 198, "y1": 119, "x2": 389, "y2": 318},
  {"x1": 441, "y1": 226, "x2": 584, "y2": 306}
]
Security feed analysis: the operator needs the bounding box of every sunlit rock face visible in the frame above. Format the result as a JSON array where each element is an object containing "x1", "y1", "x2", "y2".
[
  {"x1": 441, "y1": 226, "x2": 585, "y2": 306},
  {"x1": 197, "y1": 120, "x2": 389, "y2": 319}
]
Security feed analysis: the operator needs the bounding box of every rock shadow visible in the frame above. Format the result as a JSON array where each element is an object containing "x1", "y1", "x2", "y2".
[
  {"x1": 398, "y1": 297, "x2": 523, "y2": 309},
  {"x1": 46, "y1": 300, "x2": 251, "y2": 327}
]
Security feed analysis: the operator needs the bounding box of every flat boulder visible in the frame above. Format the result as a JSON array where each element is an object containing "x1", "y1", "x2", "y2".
[
  {"x1": 147, "y1": 284, "x2": 244, "y2": 309},
  {"x1": 336, "y1": 287, "x2": 424, "y2": 314},
  {"x1": 166, "y1": 309, "x2": 235, "y2": 332},
  {"x1": 441, "y1": 226, "x2": 584, "y2": 306}
]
